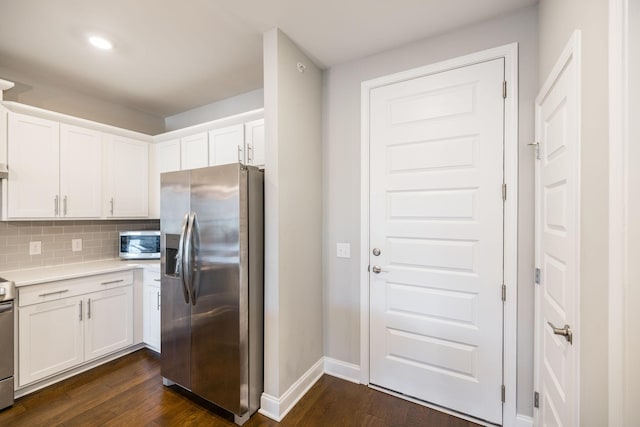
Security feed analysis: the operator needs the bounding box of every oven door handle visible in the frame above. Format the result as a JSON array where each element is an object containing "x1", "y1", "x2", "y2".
[{"x1": 0, "y1": 302, "x2": 13, "y2": 314}]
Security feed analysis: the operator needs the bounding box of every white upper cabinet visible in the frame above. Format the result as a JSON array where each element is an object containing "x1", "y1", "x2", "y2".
[
  {"x1": 208, "y1": 124, "x2": 244, "y2": 166},
  {"x1": 59, "y1": 124, "x2": 103, "y2": 218},
  {"x1": 156, "y1": 139, "x2": 181, "y2": 174},
  {"x1": 244, "y1": 119, "x2": 265, "y2": 167},
  {"x1": 104, "y1": 134, "x2": 149, "y2": 218},
  {"x1": 7, "y1": 113, "x2": 60, "y2": 218},
  {"x1": 180, "y1": 132, "x2": 208, "y2": 170}
]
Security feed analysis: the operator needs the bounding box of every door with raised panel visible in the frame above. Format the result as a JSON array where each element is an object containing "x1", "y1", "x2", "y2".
[
  {"x1": 104, "y1": 134, "x2": 149, "y2": 217},
  {"x1": 18, "y1": 296, "x2": 84, "y2": 386},
  {"x1": 143, "y1": 283, "x2": 161, "y2": 351},
  {"x1": 208, "y1": 124, "x2": 244, "y2": 166},
  {"x1": 244, "y1": 119, "x2": 265, "y2": 167},
  {"x1": 7, "y1": 113, "x2": 60, "y2": 218},
  {"x1": 369, "y1": 59, "x2": 505, "y2": 423},
  {"x1": 59, "y1": 124, "x2": 102, "y2": 218},
  {"x1": 181, "y1": 132, "x2": 208, "y2": 170},
  {"x1": 534, "y1": 34, "x2": 580, "y2": 427},
  {"x1": 84, "y1": 286, "x2": 133, "y2": 361}
]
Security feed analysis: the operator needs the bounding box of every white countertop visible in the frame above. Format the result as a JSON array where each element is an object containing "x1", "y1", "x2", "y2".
[{"x1": 0, "y1": 259, "x2": 160, "y2": 287}]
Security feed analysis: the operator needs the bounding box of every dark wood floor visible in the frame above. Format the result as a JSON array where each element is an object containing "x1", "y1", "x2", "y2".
[{"x1": 0, "y1": 349, "x2": 481, "y2": 426}]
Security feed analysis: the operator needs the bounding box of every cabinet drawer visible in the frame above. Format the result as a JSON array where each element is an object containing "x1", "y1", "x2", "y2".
[
  {"x1": 143, "y1": 267, "x2": 160, "y2": 286},
  {"x1": 19, "y1": 271, "x2": 134, "y2": 307}
]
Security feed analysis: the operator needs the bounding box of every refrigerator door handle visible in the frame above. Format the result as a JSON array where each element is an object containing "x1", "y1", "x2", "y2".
[
  {"x1": 183, "y1": 211, "x2": 195, "y2": 305},
  {"x1": 176, "y1": 212, "x2": 191, "y2": 304},
  {"x1": 188, "y1": 212, "x2": 200, "y2": 306}
]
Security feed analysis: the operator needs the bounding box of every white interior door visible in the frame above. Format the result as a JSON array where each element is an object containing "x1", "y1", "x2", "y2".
[
  {"x1": 534, "y1": 33, "x2": 580, "y2": 427},
  {"x1": 369, "y1": 58, "x2": 505, "y2": 424}
]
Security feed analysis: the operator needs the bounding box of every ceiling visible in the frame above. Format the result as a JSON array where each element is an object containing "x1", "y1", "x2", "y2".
[{"x1": 0, "y1": 0, "x2": 536, "y2": 118}]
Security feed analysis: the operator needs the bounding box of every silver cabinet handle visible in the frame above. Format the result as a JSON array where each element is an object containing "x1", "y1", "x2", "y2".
[
  {"x1": 371, "y1": 266, "x2": 388, "y2": 274},
  {"x1": 101, "y1": 279, "x2": 124, "y2": 286},
  {"x1": 237, "y1": 145, "x2": 243, "y2": 162},
  {"x1": 156, "y1": 291, "x2": 160, "y2": 310},
  {"x1": 54, "y1": 195, "x2": 59, "y2": 216},
  {"x1": 153, "y1": 278, "x2": 160, "y2": 282},
  {"x1": 63, "y1": 195, "x2": 68, "y2": 216},
  {"x1": 87, "y1": 298, "x2": 91, "y2": 319},
  {"x1": 38, "y1": 289, "x2": 69, "y2": 297},
  {"x1": 247, "y1": 144, "x2": 253, "y2": 163},
  {"x1": 547, "y1": 322, "x2": 573, "y2": 344},
  {"x1": 110, "y1": 198, "x2": 114, "y2": 216},
  {"x1": 79, "y1": 300, "x2": 83, "y2": 321}
]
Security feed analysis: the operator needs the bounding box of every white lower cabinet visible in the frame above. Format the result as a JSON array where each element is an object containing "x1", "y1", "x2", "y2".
[
  {"x1": 18, "y1": 271, "x2": 134, "y2": 387},
  {"x1": 142, "y1": 266, "x2": 161, "y2": 352}
]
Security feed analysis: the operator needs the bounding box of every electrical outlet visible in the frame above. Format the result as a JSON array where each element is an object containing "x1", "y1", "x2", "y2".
[
  {"x1": 336, "y1": 242, "x2": 351, "y2": 258},
  {"x1": 72, "y1": 239, "x2": 83, "y2": 252},
  {"x1": 29, "y1": 241, "x2": 42, "y2": 255}
]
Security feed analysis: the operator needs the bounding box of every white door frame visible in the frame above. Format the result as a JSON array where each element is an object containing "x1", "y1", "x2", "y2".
[
  {"x1": 360, "y1": 43, "x2": 519, "y2": 425},
  {"x1": 608, "y1": 0, "x2": 629, "y2": 424}
]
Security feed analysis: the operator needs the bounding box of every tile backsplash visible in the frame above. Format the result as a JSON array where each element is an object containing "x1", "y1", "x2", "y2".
[{"x1": 0, "y1": 219, "x2": 160, "y2": 271}]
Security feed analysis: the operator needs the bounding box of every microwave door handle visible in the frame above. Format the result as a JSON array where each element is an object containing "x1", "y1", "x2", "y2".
[
  {"x1": 182, "y1": 212, "x2": 194, "y2": 305},
  {"x1": 188, "y1": 212, "x2": 199, "y2": 306},
  {"x1": 176, "y1": 212, "x2": 190, "y2": 304}
]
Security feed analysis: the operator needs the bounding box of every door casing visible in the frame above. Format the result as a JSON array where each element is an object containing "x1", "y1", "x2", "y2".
[{"x1": 360, "y1": 43, "x2": 519, "y2": 425}]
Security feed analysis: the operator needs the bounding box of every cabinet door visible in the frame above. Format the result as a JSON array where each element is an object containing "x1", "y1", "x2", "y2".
[
  {"x1": 244, "y1": 119, "x2": 265, "y2": 167},
  {"x1": 208, "y1": 124, "x2": 244, "y2": 166},
  {"x1": 7, "y1": 113, "x2": 60, "y2": 218},
  {"x1": 104, "y1": 134, "x2": 149, "y2": 217},
  {"x1": 156, "y1": 139, "x2": 181, "y2": 173},
  {"x1": 181, "y1": 132, "x2": 208, "y2": 170},
  {"x1": 59, "y1": 124, "x2": 102, "y2": 218},
  {"x1": 143, "y1": 284, "x2": 161, "y2": 352},
  {"x1": 84, "y1": 286, "x2": 133, "y2": 361},
  {"x1": 18, "y1": 296, "x2": 84, "y2": 386}
]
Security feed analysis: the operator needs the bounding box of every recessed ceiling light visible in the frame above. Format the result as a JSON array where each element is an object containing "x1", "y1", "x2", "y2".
[{"x1": 88, "y1": 36, "x2": 113, "y2": 50}]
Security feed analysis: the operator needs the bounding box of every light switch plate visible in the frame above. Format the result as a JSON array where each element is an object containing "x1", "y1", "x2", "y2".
[
  {"x1": 336, "y1": 242, "x2": 351, "y2": 258},
  {"x1": 72, "y1": 239, "x2": 83, "y2": 252},
  {"x1": 29, "y1": 241, "x2": 42, "y2": 255}
]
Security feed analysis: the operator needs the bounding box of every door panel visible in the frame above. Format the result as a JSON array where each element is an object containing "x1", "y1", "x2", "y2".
[
  {"x1": 369, "y1": 59, "x2": 505, "y2": 424},
  {"x1": 534, "y1": 37, "x2": 580, "y2": 427},
  {"x1": 84, "y1": 287, "x2": 133, "y2": 361}
]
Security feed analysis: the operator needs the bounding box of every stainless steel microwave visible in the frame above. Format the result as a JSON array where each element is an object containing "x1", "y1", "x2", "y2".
[{"x1": 119, "y1": 231, "x2": 160, "y2": 260}]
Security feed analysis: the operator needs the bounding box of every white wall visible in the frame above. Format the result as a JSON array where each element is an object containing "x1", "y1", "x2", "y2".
[
  {"x1": 0, "y1": 64, "x2": 164, "y2": 134},
  {"x1": 164, "y1": 89, "x2": 264, "y2": 131},
  {"x1": 263, "y1": 28, "x2": 323, "y2": 398},
  {"x1": 538, "y1": 0, "x2": 609, "y2": 425},
  {"x1": 322, "y1": 5, "x2": 538, "y2": 416}
]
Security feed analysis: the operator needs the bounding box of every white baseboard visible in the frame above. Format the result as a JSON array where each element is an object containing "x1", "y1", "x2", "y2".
[
  {"x1": 323, "y1": 356, "x2": 360, "y2": 384},
  {"x1": 258, "y1": 357, "x2": 324, "y2": 422},
  {"x1": 515, "y1": 414, "x2": 534, "y2": 427}
]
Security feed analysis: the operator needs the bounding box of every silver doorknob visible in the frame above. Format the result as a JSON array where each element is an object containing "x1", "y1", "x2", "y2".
[
  {"x1": 372, "y1": 248, "x2": 381, "y2": 256},
  {"x1": 372, "y1": 266, "x2": 382, "y2": 274},
  {"x1": 547, "y1": 322, "x2": 573, "y2": 344}
]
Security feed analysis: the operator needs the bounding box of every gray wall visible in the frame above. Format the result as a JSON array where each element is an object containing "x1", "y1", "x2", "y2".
[
  {"x1": 322, "y1": 5, "x2": 538, "y2": 416},
  {"x1": 164, "y1": 89, "x2": 264, "y2": 131},
  {"x1": 0, "y1": 65, "x2": 164, "y2": 135},
  {"x1": 263, "y1": 28, "x2": 323, "y2": 397},
  {"x1": 538, "y1": 1, "x2": 609, "y2": 425}
]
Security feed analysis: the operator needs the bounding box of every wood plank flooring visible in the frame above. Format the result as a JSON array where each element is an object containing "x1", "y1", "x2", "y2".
[{"x1": 0, "y1": 349, "x2": 481, "y2": 426}]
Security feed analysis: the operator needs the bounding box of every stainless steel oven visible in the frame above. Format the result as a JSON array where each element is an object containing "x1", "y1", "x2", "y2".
[{"x1": 0, "y1": 278, "x2": 15, "y2": 411}]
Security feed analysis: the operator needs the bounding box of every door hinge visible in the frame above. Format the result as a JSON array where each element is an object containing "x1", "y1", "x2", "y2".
[
  {"x1": 535, "y1": 267, "x2": 541, "y2": 285},
  {"x1": 534, "y1": 391, "x2": 540, "y2": 408},
  {"x1": 502, "y1": 81, "x2": 507, "y2": 99},
  {"x1": 501, "y1": 284, "x2": 506, "y2": 302},
  {"x1": 502, "y1": 184, "x2": 507, "y2": 201},
  {"x1": 501, "y1": 385, "x2": 506, "y2": 402}
]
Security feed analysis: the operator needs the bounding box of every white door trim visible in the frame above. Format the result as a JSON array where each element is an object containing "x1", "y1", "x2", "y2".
[
  {"x1": 533, "y1": 30, "x2": 582, "y2": 427},
  {"x1": 608, "y1": 0, "x2": 628, "y2": 424},
  {"x1": 360, "y1": 43, "x2": 519, "y2": 426}
]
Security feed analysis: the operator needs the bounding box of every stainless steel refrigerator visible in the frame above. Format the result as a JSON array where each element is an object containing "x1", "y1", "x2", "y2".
[{"x1": 160, "y1": 163, "x2": 263, "y2": 425}]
